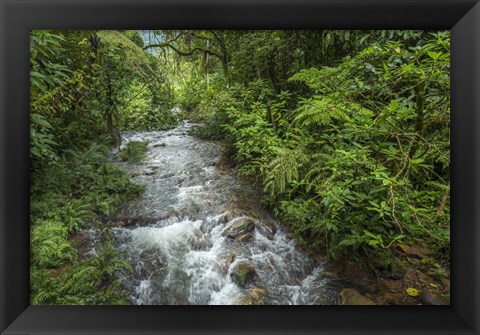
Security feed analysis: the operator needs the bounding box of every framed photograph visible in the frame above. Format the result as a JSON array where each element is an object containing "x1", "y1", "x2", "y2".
[{"x1": 1, "y1": 0, "x2": 479, "y2": 334}]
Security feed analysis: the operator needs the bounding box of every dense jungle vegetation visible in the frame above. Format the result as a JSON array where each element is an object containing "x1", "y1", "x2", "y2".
[{"x1": 30, "y1": 30, "x2": 450, "y2": 304}]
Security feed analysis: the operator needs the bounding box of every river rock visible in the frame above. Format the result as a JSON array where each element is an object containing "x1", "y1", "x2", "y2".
[
  {"x1": 236, "y1": 232, "x2": 253, "y2": 243},
  {"x1": 226, "y1": 254, "x2": 236, "y2": 267},
  {"x1": 117, "y1": 216, "x2": 157, "y2": 227},
  {"x1": 420, "y1": 292, "x2": 441, "y2": 305},
  {"x1": 231, "y1": 263, "x2": 256, "y2": 287},
  {"x1": 337, "y1": 288, "x2": 376, "y2": 305},
  {"x1": 158, "y1": 172, "x2": 175, "y2": 179},
  {"x1": 113, "y1": 220, "x2": 125, "y2": 227},
  {"x1": 175, "y1": 300, "x2": 190, "y2": 305},
  {"x1": 256, "y1": 220, "x2": 276, "y2": 240},
  {"x1": 223, "y1": 218, "x2": 255, "y2": 239},
  {"x1": 219, "y1": 212, "x2": 234, "y2": 224},
  {"x1": 240, "y1": 288, "x2": 266, "y2": 305}
]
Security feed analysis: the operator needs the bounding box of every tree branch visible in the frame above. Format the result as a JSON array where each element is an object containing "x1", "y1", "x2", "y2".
[{"x1": 144, "y1": 42, "x2": 222, "y2": 59}]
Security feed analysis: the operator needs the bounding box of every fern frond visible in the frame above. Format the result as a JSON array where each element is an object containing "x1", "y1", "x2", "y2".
[
  {"x1": 263, "y1": 147, "x2": 308, "y2": 196},
  {"x1": 32, "y1": 289, "x2": 59, "y2": 305},
  {"x1": 288, "y1": 68, "x2": 336, "y2": 93}
]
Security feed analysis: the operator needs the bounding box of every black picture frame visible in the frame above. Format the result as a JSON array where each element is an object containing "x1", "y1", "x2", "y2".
[{"x1": 1, "y1": 0, "x2": 479, "y2": 334}]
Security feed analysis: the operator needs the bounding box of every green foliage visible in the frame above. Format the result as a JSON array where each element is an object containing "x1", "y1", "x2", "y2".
[
  {"x1": 221, "y1": 83, "x2": 282, "y2": 177},
  {"x1": 30, "y1": 30, "x2": 70, "y2": 96},
  {"x1": 264, "y1": 146, "x2": 308, "y2": 196},
  {"x1": 189, "y1": 109, "x2": 230, "y2": 140},
  {"x1": 30, "y1": 29, "x2": 175, "y2": 165},
  {"x1": 31, "y1": 241, "x2": 132, "y2": 305},
  {"x1": 182, "y1": 30, "x2": 450, "y2": 267},
  {"x1": 177, "y1": 76, "x2": 207, "y2": 114},
  {"x1": 30, "y1": 29, "x2": 451, "y2": 303},
  {"x1": 30, "y1": 143, "x2": 144, "y2": 304},
  {"x1": 262, "y1": 32, "x2": 450, "y2": 260},
  {"x1": 121, "y1": 80, "x2": 177, "y2": 131},
  {"x1": 29, "y1": 29, "x2": 175, "y2": 305},
  {"x1": 30, "y1": 113, "x2": 59, "y2": 163},
  {"x1": 30, "y1": 30, "x2": 167, "y2": 304},
  {"x1": 125, "y1": 30, "x2": 145, "y2": 48},
  {"x1": 96, "y1": 30, "x2": 153, "y2": 72},
  {"x1": 29, "y1": 30, "x2": 71, "y2": 166},
  {"x1": 31, "y1": 220, "x2": 76, "y2": 268},
  {"x1": 121, "y1": 141, "x2": 148, "y2": 163}
]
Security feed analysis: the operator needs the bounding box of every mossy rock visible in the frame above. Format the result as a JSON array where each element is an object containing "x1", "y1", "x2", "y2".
[
  {"x1": 231, "y1": 263, "x2": 256, "y2": 287},
  {"x1": 223, "y1": 218, "x2": 255, "y2": 239}
]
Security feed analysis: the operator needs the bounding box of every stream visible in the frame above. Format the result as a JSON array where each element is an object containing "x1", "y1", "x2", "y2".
[{"x1": 104, "y1": 122, "x2": 338, "y2": 305}]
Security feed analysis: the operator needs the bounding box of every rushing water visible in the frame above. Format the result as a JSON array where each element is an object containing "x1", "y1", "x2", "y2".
[{"x1": 107, "y1": 121, "x2": 337, "y2": 305}]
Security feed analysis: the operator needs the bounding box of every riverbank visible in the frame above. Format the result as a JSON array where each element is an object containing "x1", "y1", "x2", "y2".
[
  {"x1": 206, "y1": 131, "x2": 451, "y2": 306},
  {"x1": 30, "y1": 143, "x2": 144, "y2": 304},
  {"x1": 31, "y1": 122, "x2": 450, "y2": 305}
]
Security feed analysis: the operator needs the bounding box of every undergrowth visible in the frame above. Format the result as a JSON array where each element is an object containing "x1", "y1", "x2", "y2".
[{"x1": 30, "y1": 143, "x2": 144, "y2": 304}]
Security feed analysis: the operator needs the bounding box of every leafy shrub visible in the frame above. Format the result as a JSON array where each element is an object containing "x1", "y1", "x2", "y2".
[
  {"x1": 120, "y1": 80, "x2": 177, "y2": 131},
  {"x1": 263, "y1": 32, "x2": 450, "y2": 260},
  {"x1": 177, "y1": 76, "x2": 208, "y2": 115}
]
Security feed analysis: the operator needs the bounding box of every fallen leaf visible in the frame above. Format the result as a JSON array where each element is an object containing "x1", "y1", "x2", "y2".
[{"x1": 406, "y1": 288, "x2": 420, "y2": 297}]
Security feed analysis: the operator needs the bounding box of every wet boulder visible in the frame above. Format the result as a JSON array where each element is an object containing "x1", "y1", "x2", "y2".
[
  {"x1": 240, "y1": 288, "x2": 266, "y2": 305},
  {"x1": 115, "y1": 216, "x2": 157, "y2": 227},
  {"x1": 219, "y1": 212, "x2": 234, "y2": 224},
  {"x1": 221, "y1": 254, "x2": 237, "y2": 274},
  {"x1": 223, "y1": 218, "x2": 255, "y2": 239},
  {"x1": 231, "y1": 263, "x2": 256, "y2": 287},
  {"x1": 175, "y1": 300, "x2": 190, "y2": 305},
  {"x1": 114, "y1": 221, "x2": 125, "y2": 228},
  {"x1": 337, "y1": 288, "x2": 376, "y2": 305},
  {"x1": 420, "y1": 292, "x2": 441, "y2": 305},
  {"x1": 159, "y1": 172, "x2": 175, "y2": 179},
  {"x1": 236, "y1": 232, "x2": 253, "y2": 243},
  {"x1": 256, "y1": 221, "x2": 276, "y2": 240},
  {"x1": 226, "y1": 254, "x2": 236, "y2": 268}
]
